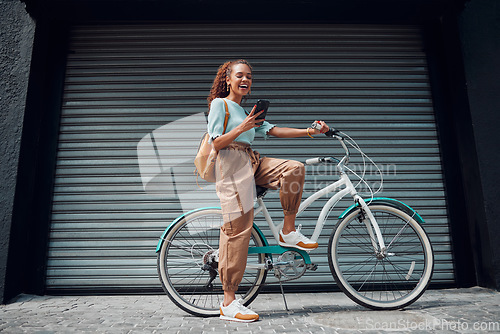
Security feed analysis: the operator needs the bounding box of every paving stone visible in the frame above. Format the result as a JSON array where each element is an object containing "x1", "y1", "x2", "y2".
[{"x1": 1, "y1": 288, "x2": 500, "y2": 333}]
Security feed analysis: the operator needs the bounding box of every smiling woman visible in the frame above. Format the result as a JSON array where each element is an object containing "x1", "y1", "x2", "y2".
[
  {"x1": 205, "y1": 59, "x2": 330, "y2": 322},
  {"x1": 207, "y1": 59, "x2": 253, "y2": 112},
  {"x1": 228, "y1": 62, "x2": 252, "y2": 94}
]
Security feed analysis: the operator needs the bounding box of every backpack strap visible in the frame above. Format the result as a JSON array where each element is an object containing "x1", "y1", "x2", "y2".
[
  {"x1": 194, "y1": 99, "x2": 230, "y2": 188},
  {"x1": 222, "y1": 99, "x2": 229, "y2": 134}
]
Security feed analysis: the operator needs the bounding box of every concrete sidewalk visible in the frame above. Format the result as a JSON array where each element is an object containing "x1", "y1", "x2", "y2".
[{"x1": 1, "y1": 287, "x2": 499, "y2": 333}]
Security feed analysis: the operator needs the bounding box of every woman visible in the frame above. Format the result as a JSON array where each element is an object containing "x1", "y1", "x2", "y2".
[{"x1": 207, "y1": 59, "x2": 329, "y2": 322}]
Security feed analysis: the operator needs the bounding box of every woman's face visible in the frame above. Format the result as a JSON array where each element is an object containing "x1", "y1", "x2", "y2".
[{"x1": 227, "y1": 63, "x2": 252, "y2": 97}]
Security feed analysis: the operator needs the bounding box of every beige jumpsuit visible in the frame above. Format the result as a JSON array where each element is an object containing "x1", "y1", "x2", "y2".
[{"x1": 215, "y1": 142, "x2": 305, "y2": 292}]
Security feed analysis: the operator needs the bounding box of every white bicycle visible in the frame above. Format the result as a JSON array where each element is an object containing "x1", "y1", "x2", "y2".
[{"x1": 156, "y1": 126, "x2": 434, "y2": 317}]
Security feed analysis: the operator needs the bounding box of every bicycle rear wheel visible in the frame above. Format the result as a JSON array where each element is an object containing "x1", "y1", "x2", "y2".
[
  {"x1": 157, "y1": 209, "x2": 267, "y2": 317},
  {"x1": 329, "y1": 204, "x2": 433, "y2": 310}
]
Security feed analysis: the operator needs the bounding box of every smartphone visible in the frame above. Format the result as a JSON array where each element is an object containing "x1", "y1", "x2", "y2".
[{"x1": 255, "y1": 100, "x2": 270, "y2": 124}]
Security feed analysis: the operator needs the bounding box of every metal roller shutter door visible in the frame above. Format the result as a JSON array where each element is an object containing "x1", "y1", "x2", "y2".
[{"x1": 47, "y1": 23, "x2": 455, "y2": 292}]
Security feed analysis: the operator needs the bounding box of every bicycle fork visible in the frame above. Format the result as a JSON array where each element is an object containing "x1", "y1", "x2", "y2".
[
  {"x1": 340, "y1": 172, "x2": 388, "y2": 256},
  {"x1": 354, "y1": 196, "x2": 387, "y2": 256}
]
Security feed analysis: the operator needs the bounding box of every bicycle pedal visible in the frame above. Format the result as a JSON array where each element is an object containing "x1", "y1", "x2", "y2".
[{"x1": 306, "y1": 263, "x2": 318, "y2": 271}]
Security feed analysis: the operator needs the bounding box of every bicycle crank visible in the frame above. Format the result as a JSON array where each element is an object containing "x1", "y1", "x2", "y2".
[{"x1": 273, "y1": 251, "x2": 307, "y2": 281}]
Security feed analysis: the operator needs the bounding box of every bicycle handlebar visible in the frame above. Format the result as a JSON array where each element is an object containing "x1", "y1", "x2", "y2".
[{"x1": 309, "y1": 121, "x2": 350, "y2": 167}]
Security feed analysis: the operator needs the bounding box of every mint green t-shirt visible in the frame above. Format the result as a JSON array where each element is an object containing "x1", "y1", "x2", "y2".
[{"x1": 207, "y1": 98, "x2": 275, "y2": 145}]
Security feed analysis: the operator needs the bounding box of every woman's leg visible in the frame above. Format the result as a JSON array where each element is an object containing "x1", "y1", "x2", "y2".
[
  {"x1": 282, "y1": 213, "x2": 297, "y2": 235},
  {"x1": 254, "y1": 157, "x2": 317, "y2": 250},
  {"x1": 253, "y1": 157, "x2": 305, "y2": 217},
  {"x1": 218, "y1": 211, "x2": 259, "y2": 322},
  {"x1": 215, "y1": 145, "x2": 256, "y2": 306},
  {"x1": 218, "y1": 210, "x2": 254, "y2": 299}
]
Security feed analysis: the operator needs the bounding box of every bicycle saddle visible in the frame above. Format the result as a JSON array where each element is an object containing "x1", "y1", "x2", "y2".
[{"x1": 256, "y1": 185, "x2": 268, "y2": 198}]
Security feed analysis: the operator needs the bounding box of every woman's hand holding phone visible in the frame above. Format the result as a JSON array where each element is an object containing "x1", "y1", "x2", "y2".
[
  {"x1": 239, "y1": 105, "x2": 266, "y2": 132},
  {"x1": 215, "y1": 106, "x2": 265, "y2": 151}
]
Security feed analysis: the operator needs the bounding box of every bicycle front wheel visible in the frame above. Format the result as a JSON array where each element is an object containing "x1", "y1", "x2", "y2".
[
  {"x1": 329, "y1": 204, "x2": 433, "y2": 310},
  {"x1": 157, "y1": 209, "x2": 267, "y2": 317}
]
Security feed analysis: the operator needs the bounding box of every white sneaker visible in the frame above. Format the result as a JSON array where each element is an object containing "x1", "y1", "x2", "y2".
[
  {"x1": 279, "y1": 224, "x2": 318, "y2": 251},
  {"x1": 220, "y1": 299, "x2": 259, "y2": 323}
]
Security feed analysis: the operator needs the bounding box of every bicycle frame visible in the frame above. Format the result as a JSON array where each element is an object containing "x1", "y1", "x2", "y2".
[
  {"x1": 248, "y1": 135, "x2": 387, "y2": 265},
  {"x1": 251, "y1": 170, "x2": 386, "y2": 260}
]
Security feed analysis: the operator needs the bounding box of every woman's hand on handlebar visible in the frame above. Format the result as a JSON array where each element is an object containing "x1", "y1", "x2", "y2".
[{"x1": 310, "y1": 120, "x2": 329, "y2": 135}]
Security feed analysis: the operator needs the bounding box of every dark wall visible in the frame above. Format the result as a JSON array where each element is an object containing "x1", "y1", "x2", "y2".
[
  {"x1": 2, "y1": 16, "x2": 69, "y2": 303},
  {"x1": 0, "y1": 0, "x2": 35, "y2": 303},
  {"x1": 458, "y1": 0, "x2": 500, "y2": 288},
  {"x1": 23, "y1": 0, "x2": 450, "y2": 22}
]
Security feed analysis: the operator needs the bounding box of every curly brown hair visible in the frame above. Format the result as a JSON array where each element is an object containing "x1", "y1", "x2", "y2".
[{"x1": 207, "y1": 59, "x2": 253, "y2": 111}]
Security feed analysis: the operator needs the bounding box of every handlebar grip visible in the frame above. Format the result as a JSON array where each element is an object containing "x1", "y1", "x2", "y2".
[
  {"x1": 305, "y1": 157, "x2": 321, "y2": 165},
  {"x1": 324, "y1": 128, "x2": 338, "y2": 137}
]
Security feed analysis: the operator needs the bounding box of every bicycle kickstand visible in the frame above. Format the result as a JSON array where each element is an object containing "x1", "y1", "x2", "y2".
[{"x1": 278, "y1": 279, "x2": 290, "y2": 312}]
